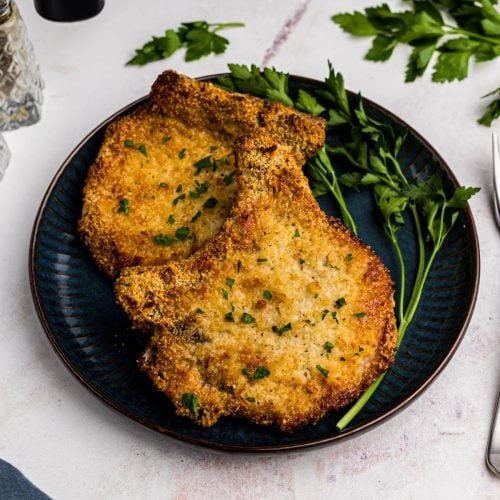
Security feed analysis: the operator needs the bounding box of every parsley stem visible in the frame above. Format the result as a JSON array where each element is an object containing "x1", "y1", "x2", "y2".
[
  {"x1": 398, "y1": 244, "x2": 440, "y2": 346},
  {"x1": 409, "y1": 205, "x2": 426, "y2": 289},
  {"x1": 212, "y1": 22, "x2": 246, "y2": 31},
  {"x1": 386, "y1": 227, "x2": 405, "y2": 324},
  {"x1": 317, "y1": 168, "x2": 358, "y2": 234},
  {"x1": 336, "y1": 373, "x2": 385, "y2": 430},
  {"x1": 313, "y1": 148, "x2": 358, "y2": 234},
  {"x1": 445, "y1": 26, "x2": 500, "y2": 46}
]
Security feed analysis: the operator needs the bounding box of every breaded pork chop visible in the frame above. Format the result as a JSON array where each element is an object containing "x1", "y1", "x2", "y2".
[
  {"x1": 78, "y1": 70, "x2": 325, "y2": 278},
  {"x1": 115, "y1": 133, "x2": 398, "y2": 432}
]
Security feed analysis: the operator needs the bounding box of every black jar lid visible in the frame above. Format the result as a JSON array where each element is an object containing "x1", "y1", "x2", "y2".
[{"x1": 34, "y1": 0, "x2": 105, "y2": 22}]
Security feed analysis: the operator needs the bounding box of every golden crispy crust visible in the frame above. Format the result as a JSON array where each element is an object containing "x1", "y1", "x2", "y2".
[
  {"x1": 115, "y1": 133, "x2": 398, "y2": 432},
  {"x1": 78, "y1": 71, "x2": 325, "y2": 278}
]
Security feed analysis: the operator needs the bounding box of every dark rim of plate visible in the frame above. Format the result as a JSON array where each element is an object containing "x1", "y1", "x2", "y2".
[{"x1": 29, "y1": 74, "x2": 480, "y2": 453}]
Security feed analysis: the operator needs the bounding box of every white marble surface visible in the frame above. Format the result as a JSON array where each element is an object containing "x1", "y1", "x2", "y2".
[{"x1": 1, "y1": 0, "x2": 499, "y2": 498}]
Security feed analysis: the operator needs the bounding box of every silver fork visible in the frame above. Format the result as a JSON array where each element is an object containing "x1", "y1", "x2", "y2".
[{"x1": 487, "y1": 131, "x2": 500, "y2": 476}]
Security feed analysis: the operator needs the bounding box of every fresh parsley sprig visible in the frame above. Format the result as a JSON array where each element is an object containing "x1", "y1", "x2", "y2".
[
  {"x1": 320, "y1": 65, "x2": 480, "y2": 429},
  {"x1": 217, "y1": 65, "x2": 356, "y2": 233},
  {"x1": 332, "y1": 1, "x2": 500, "y2": 126},
  {"x1": 218, "y1": 64, "x2": 294, "y2": 107},
  {"x1": 219, "y1": 62, "x2": 479, "y2": 430},
  {"x1": 479, "y1": 86, "x2": 500, "y2": 126},
  {"x1": 127, "y1": 21, "x2": 245, "y2": 65}
]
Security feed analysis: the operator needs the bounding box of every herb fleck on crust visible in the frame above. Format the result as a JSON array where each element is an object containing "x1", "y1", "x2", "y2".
[
  {"x1": 115, "y1": 132, "x2": 398, "y2": 432},
  {"x1": 78, "y1": 70, "x2": 325, "y2": 278}
]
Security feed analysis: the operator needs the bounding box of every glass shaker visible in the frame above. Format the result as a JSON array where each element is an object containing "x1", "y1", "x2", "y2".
[
  {"x1": 0, "y1": 0, "x2": 43, "y2": 131},
  {"x1": 0, "y1": 132, "x2": 10, "y2": 180}
]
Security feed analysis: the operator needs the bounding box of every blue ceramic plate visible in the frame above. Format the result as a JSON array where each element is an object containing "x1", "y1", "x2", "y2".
[{"x1": 30, "y1": 76, "x2": 479, "y2": 452}]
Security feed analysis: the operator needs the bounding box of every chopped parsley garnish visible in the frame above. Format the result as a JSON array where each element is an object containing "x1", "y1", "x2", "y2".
[
  {"x1": 335, "y1": 297, "x2": 346, "y2": 309},
  {"x1": 161, "y1": 136, "x2": 171, "y2": 143},
  {"x1": 153, "y1": 234, "x2": 174, "y2": 245},
  {"x1": 324, "y1": 341, "x2": 334, "y2": 353},
  {"x1": 203, "y1": 197, "x2": 218, "y2": 209},
  {"x1": 257, "y1": 258, "x2": 267, "y2": 263},
  {"x1": 138, "y1": 144, "x2": 148, "y2": 156},
  {"x1": 293, "y1": 228, "x2": 301, "y2": 238},
  {"x1": 117, "y1": 198, "x2": 129, "y2": 215},
  {"x1": 222, "y1": 288, "x2": 229, "y2": 300},
  {"x1": 237, "y1": 260, "x2": 242, "y2": 272},
  {"x1": 263, "y1": 290, "x2": 272, "y2": 301},
  {"x1": 241, "y1": 313, "x2": 255, "y2": 324},
  {"x1": 346, "y1": 253, "x2": 353, "y2": 262},
  {"x1": 191, "y1": 210, "x2": 202, "y2": 222},
  {"x1": 358, "y1": 346, "x2": 364, "y2": 353},
  {"x1": 194, "y1": 155, "x2": 213, "y2": 174},
  {"x1": 189, "y1": 180, "x2": 209, "y2": 198},
  {"x1": 224, "y1": 311, "x2": 234, "y2": 322},
  {"x1": 226, "y1": 277, "x2": 235, "y2": 288},
  {"x1": 331, "y1": 311, "x2": 339, "y2": 324},
  {"x1": 299, "y1": 258, "x2": 306, "y2": 265},
  {"x1": 175, "y1": 226, "x2": 190, "y2": 241},
  {"x1": 172, "y1": 193, "x2": 186, "y2": 205},
  {"x1": 124, "y1": 139, "x2": 136, "y2": 148},
  {"x1": 159, "y1": 182, "x2": 168, "y2": 188},
  {"x1": 195, "y1": 308, "x2": 204, "y2": 314},
  {"x1": 353, "y1": 312, "x2": 367, "y2": 318},
  {"x1": 210, "y1": 145, "x2": 218, "y2": 151},
  {"x1": 194, "y1": 155, "x2": 228, "y2": 175},
  {"x1": 321, "y1": 309, "x2": 329, "y2": 321},
  {"x1": 316, "y1": 365, "x2": 329, "y2": 378},
  {"x1": 245, "y1": 396, "x2": 256, "y2": 403},
  {"x1": 272, "y1": 323, "x2": 291, "y2": 335},
  {"x1": 242, "y1": 366, "x2": 270, "y2": 381},
  {"x1": 181, "y1": 392, "x2": 198, "y2": 417},
  {"x1": 167, "y1": 214, "x2": 175, "y2": 224},
  {"x1": 224, "y1": 170, "x2": 237, "y2": 185},
  {"x1": 178, "y1": 148, "x2": 186, "y2": 159},
  {"x1": 176, "y1": 184, "x2": 183, "y2": 193}
]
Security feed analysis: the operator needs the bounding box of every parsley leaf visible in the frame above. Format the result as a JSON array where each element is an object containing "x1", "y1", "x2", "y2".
[
  {"x1": 478, "y1": 86, "x2": 500, "y2": 126},
  {"x1": 241, "y1": 313, "x2": 255, "y2": 324},
  {"x1": 127, "y1": 21, "x2": 244, "y2": 65},
  {"x1": 191, "y1": 210, "x2": 202, "y2": 223},
  {"x1": 324, "y1": 341, "x2": 334, "y2": 353},
  {"x1": 335, "y1": 297, "x2": 346, "y2": 309},
  {"x1": 332, "y1": 1, "x2": 500, "y2": 125},
  {"x1": 296, "y1": 89, "x2": 326, "y2": 115},
  {"x1": 117, "y1": 198, "x2": 129, "y2": 215},
  {"x1": 181, "y1": 392, "x2": 198, "y2": 417},
  {"x1": 272, "y1": 323, "x2": 292, "y2": 335},
  {"x1": 218, "y1": 64, "x2": 294, "y2": 107},
  {"x1": 242, "y1": 366, "x2": 270, "y2": 381},
  {"x1": 203, "y1": 197, "x2": 218, "y2": 209},
  {"x1": 316, "y1": 364, "x2": 329, "y2": 378},
  {"x1": 175, "y1": 227, "x2": 190, "y2": 241}
]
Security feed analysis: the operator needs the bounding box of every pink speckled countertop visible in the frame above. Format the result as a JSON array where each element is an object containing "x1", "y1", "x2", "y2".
[{"x1": 1, "y1": 1, "x2": 499, "y2": 498}]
